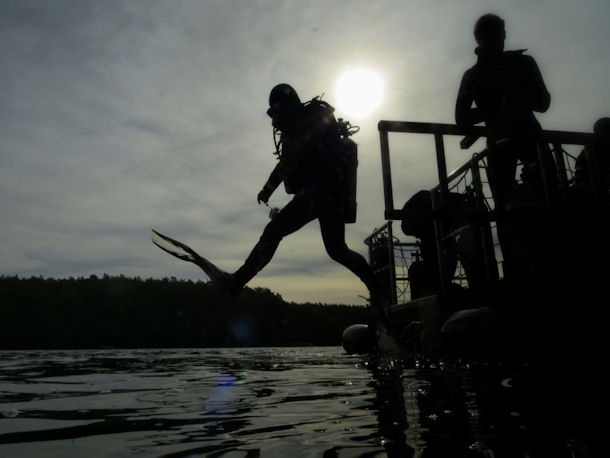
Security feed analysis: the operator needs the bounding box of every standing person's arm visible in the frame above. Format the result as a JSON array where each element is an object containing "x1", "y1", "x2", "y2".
[
  {"x1": 501, "y1": 56, "x2": 550, "y2": 114},
  {"x1": 524, "y1": 56, "x2": 550, "y2": 113},
  {"x1": 455, "y1": 70, "x2": 483, "y2": 127}
]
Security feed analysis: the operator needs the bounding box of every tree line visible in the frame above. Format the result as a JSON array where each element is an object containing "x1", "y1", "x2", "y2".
[{"x1": 0, "y1": 275, "x2": 368, "y2": 349}]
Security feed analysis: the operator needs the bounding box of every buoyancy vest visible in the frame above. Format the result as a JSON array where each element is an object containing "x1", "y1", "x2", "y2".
[{"x1": 274, "y1": 98, "x2": 359, "y2": 222}]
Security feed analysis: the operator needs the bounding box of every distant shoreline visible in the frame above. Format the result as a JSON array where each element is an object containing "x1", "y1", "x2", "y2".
[{"x1": 0, "y1": 275, "x2": 367, "y2": 350}]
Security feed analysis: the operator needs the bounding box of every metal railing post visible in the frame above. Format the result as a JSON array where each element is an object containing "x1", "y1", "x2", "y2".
[
  {"x1": 536, "y1": 141, "x2": 555, "y2": 211},
  {"x1": 585, "y1": 142, "x2": 602, "y2": 210},
  {"x1": 386, "y1": 222, "x2": 398, "y2": 305},
  {"x1": 433, "y1": 133, "x2": 449, "y2": 293},
  {"x1": 471, "y1": 159, "x2": 499, "y2": 281},
  {"x1": 379, "y1": 128, "x2": 395, "y2": 220}
]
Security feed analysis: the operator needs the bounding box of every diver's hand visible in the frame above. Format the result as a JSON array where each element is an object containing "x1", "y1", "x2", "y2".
[{"x1": 257, "y1": 187, "x2": 271, "y2": 204}]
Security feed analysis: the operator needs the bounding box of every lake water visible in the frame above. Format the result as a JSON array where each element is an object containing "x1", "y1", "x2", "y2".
[{"x1": 0, "y1": 347, "x2": 597, "y2": 457}]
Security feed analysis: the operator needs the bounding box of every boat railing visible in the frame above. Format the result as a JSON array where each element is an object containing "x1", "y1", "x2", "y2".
[
  {"x1": 368, "y1": 121, "x2": 602, "y2": 302},
  {"x1": 364, "y1": 221, "x2": 423, "y2": 306}
]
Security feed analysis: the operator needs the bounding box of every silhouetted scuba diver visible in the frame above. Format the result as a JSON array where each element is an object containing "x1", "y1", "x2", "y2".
[
  {"x1": 401, "y1": 190, "x2": 491, "y2": 297},
  {"x1": 455, "y1": 14, "x2": 554, "y2": 278},
  {"x1": 152, "y1": 84, "x2": 400, "y2": 353},
  {"x1": 229, "y1": 85, "x2": 389, "y2": 306}
]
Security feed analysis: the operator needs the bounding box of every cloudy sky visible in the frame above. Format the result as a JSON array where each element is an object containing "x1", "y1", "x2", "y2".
[{"x1": 2, "y1": 0, "x2": 609, "y2": 304}]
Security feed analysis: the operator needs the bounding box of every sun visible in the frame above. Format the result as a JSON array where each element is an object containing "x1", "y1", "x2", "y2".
[{"x1": 335, "y1": 68, "x2": 384, "y2": 119}]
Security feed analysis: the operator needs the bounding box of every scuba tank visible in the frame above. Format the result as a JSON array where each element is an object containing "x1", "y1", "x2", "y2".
[
  {"x1": 340, "y1": 137, "x2": 358, "y2": 224},
  {"x1": 337, "y1": 118, "x2": 359, "y2": 224},
  {"x1": 269, "y1": 92, "x2": 360, "y2": 223}
]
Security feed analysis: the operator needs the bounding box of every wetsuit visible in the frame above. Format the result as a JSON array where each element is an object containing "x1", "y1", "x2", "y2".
[{"x1": 233, "y1": 100, "x2": 384, "y2": 302}]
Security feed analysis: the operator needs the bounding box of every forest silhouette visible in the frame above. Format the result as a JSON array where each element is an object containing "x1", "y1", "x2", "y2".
[{"x1": 0, "y1": 275, "x2": 367, "y2": 349}]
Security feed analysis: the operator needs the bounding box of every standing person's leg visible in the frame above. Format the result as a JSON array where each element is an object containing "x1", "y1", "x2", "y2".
[
  {"x1": 233, "y1": 195, "x2": 316, "y2": 290},
  {"x1": 488, "y1": 142, "x2": 524, "y2": 278}
]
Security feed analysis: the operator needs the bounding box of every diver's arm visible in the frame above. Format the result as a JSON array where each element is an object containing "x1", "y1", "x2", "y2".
[{"x1": 257, "y1": 161, "x2": 283, "y2": 204}]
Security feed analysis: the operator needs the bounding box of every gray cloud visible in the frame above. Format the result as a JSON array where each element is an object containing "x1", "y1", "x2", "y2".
[{"x1": 1, "y1": 0, "x2": 609, "y2": 304}]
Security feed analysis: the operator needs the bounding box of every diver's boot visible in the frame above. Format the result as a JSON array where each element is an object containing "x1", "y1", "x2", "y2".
[
  {"x1": 373, "y1": 320, "x2": 402, "y2": 355},
  {"x1": 369, "y1": 288, "x2": 392, "y2": 329},
  {"x1": 368, "y1": 308, "x2": 401, "y2": 355},
  {"x1": 198, "y1": 260, "x2": 241, "y2": 296},
  {"x1": 368, "y1": 294, "x2": 401, "y2": 355},
  {"x1": 215, "y1": 271, "x2": 241, "y2": 295}
]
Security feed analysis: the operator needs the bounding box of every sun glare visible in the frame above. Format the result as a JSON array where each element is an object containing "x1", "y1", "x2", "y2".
[{"x1": 335, "y1": 68, "x2": 384, "y2": 119}]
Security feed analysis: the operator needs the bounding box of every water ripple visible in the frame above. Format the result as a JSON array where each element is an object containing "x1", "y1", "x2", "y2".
[{"x1": 0, "y1": 347, "x2": 599, "y2": 457}]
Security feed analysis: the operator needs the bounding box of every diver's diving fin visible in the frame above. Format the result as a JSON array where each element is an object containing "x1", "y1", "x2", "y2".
[{"x1": 151, "y1": 230, "x2": 234, "y2": 290}]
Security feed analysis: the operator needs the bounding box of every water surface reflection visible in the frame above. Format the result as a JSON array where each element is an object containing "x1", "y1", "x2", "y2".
[{"x1": 0, "y1": 348, "x2": 596, "y2": 457}]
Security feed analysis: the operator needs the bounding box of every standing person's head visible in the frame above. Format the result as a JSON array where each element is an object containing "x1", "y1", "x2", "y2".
[{"x1": 474, "y1": 14, "x2": 505, "y2": 55}]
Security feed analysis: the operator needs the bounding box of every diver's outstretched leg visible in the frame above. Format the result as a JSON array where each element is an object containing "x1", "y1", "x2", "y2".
[
  {"x1": 152, "y1": 195, "x2": 315, "y2": 294},
  {"x1": 232, "y1": 195, "x2": 316, "y2": 291}
]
